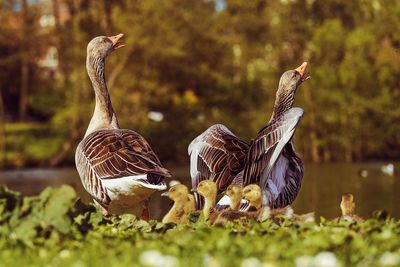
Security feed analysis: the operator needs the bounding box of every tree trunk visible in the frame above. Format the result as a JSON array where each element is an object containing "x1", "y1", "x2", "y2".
[
  {"x1": 19, "y1": 0, "x2": 29, "y2": 121},
  {"x1": 0, "y1": 90, "x2": 5, "y2": 168},
  {"x1": 19, "y1": 62, "x2": 29, "y2": 121}
]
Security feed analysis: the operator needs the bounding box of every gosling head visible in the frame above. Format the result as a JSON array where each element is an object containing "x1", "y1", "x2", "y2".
[
  {"x1": 162, "y1": 184, "x2": 190, "y2": 202},
  {"x1": 342, "y1": 193, "x2": 354, "y2": 203},
  {"x1": 196, "y1": 180, "x2": 217, "y2": 202},
  {"x1": 243, "y1": 184, "x2": 262, "y2": 210},
  {"x1": 226, "y1": 185, "x2": 243, "y2": 210},
  {"x1": 87, "y1": 33, "x2": 125, "y2": 59},
  {"x1": 340, "y1": 193, "x2": 355, "y2": 216}
]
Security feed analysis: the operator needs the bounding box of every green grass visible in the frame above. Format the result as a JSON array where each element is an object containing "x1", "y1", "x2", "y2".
[{"x1": 1, "y1": 185, "x2": 399, "y2": 267}]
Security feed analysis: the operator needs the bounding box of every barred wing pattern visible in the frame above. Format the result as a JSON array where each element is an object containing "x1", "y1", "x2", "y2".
[
  {"x1": 75, "y1": 129, "x2": 171, "y2": 206},
  {"x1": 242, "y1": 108, "x2": 304, "y2": 207},
  {"x1": 188, "y1": 124, "x2": 249, "y2": 208}
]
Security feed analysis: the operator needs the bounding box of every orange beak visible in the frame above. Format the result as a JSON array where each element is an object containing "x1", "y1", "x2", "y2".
[
  {"x1": 295, "y1": 62, "x2": 307, "y2": 77},
  {"x1": 107, "y1": 33, "x2": 125, "y2": 50}
]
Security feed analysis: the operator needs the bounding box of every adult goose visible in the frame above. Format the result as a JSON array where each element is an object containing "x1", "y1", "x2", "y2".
[
  {"x1": 189, "y1": 63, "x2": 309, "y2": 209},
  {"x1": 75, "y1": 34, "x2": 171, "y2": 218},
  {"x1": 242, "y1": 63, "x2": 309, "y2": 209}
]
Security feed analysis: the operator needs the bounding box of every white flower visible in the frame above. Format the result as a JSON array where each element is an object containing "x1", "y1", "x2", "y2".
[
  {"x1": 262, "y1": 262, "x2": 276, "y2": 267},
  {"x1": 313, "y1": 252, "x2": 341, "y2": 267},
  {"x1": 379, "y1": 252, "x2": 400, "y2": 266},
  {"x1": 72, "y1": 261, "x2": 87, "y2": 267},
  {"x1": 162, "y1": 256, "x2": 179, "y2": 267},
  {"x1": 59, "y1": 249, "x2": 71, "y2": 259},
  {"x1": 139, "y1": 250, "x2": 178, "y2": 267},
  {"x1": 295, "y1": 255, "x2": 313, "y2": 267},
  {"x1": 203, "y1": 254, "x2": 221, "y2": 267},
  {"x1": 241, "y1": 257, "x2": 262, "y2": 267},
  {"x1": 380, "y1": 230, "x2": 392, "y2": 239}
]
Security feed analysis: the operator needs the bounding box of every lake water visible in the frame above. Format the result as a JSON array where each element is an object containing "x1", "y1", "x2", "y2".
[{"x1": 0, "y1": 162, "x2": 399, "y2": 220}]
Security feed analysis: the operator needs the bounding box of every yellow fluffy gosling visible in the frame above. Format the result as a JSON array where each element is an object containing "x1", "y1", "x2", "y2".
[
  {"x1": 196, "y1": 180, "x2": 218, "y2": 220},
  {"x1": 341, "y1": 193, "x2": 355, "y2": 216},
  {"x1": 242, "y1": 184, "x2": 262, "y2": 211},
  {"x1": 339, "y1": 193, "x2": 363, "y2": 223},
  {"x1": 214, "y1": 184, "x2": 269, "y2": 225},
  {"x1": 212, "y1": 185, "x2": 245, "y2": 225},
  {"x1": 226, "y1": 184, "x2": 243, "y2": 211},
  {"x1": 269, "y1": 206, "x2": 315, "y2": 223},
  {"x1": 185, "y1": 193, "x2": 196, "y2": 215},
  {"x1": 162, "y1": 184, "x2": 195, "y2": 224}
]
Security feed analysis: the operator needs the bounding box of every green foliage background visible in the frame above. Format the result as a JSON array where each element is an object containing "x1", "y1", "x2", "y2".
[
  {"x1": 1, "y1": 185, "x2": 400, "y2": 267},
  {"x1": 0, "y1": 0, "x2": 399, "y2": 168}
]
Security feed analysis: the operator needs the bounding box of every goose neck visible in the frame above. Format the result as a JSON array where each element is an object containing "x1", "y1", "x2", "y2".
[
  {"x1": 85, "y1": 55, "x2": 119, "y2": 136},
  {"x1": 270, "y1": 90, "x2": 295, "y2": 121}
]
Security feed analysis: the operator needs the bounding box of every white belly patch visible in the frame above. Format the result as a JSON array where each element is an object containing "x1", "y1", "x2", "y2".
[{"x1": 102, "y1": 175, "x2": 166, "y2": 215}]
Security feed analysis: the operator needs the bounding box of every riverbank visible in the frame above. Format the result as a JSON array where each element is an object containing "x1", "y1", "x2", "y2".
[{"x1": 1, "y1": 162, "x2": 399, "y2": 220}]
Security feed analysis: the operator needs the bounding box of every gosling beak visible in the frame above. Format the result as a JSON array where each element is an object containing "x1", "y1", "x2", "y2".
[
  {"x1": 295, "y1": 62, "x2": 310, "y2": 81},
  {"x1": 107, "y1": 33, "x2": 125, "y2": 50},
  {"x1": 161, "y1": 191, "x2": 169, "y2": 197}
]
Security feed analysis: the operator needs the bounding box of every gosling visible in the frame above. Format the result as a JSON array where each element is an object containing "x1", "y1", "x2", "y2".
[
  {"x1": 242, "y1": 184, "x2": 262, "y2": 210},
  {"x1": 341, "y1": 193, "x2": 355, "y2": 216},
  {"x1": 339, "y1": 193, "x2": 363, "y2": 223},
  {"x1": 195, "y1": 180, "x2": 218, "y2": 221},
  {"x1": 226, "y1": 184, "x2": 243, "y2": 211},
  {"x1": 215, "y1": 184, "x2": 270, "y2": 224},
  {"x1": 213, "y1": 185, "x2": 246, "y2": 224},
  {"x1": 242, "y1": 184, "x2": 270, "y2": 222},
  {"x1": 162, "y1": 184, "x2": 195, "y2": 224},
  {"x1": 269, "y1": 206, "x2": 315, "y2": 223}
]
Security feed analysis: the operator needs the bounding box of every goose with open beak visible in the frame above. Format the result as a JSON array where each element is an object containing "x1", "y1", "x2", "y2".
[
  {"x1": 75, "y1": 34, "x2": 171, "y2": 219},
  {"x1": 189, "y1": 62, "x2": 310, "y2": 210}
]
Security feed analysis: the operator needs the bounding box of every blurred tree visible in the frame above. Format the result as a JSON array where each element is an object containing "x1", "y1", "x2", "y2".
[
  {"x1": 0, "y1": 0, "x2": 399, "y2": 167},
  {"x1": 18, "y1": 0, "x2": 29, "y2": 121},
  {"x1": 0, "y1": 89, "x2": 4, "y2": 168}
]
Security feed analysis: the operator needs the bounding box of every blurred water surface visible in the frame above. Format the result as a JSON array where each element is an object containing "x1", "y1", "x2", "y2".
[{"x1": 0, "y1": 162, "x2": 399, "y2": 220}]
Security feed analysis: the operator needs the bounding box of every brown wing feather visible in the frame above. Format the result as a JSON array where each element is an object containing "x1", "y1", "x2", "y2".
[
  {"x1": 75, "y1": 129, "x2": 171, "y2": 205},
  {"x1": 189, "y1": 124, "x2": 249, "y2": 193},
  {"x1": 83, "y1": 129, "x2": 170, "y2": 179},
  {"x1": 243, "y1": 108, "x2": 303, "y2": 186}
]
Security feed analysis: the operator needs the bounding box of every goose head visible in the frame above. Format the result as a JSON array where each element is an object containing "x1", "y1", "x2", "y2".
[
  {"x1": 278, "y1": 62, "x2": 310, "y2": 93},
  {"x1": 87, "y1": 33, "x2": 125, "y2": 59},
  {"x1": 242, "y1": 184, "x2": 262, "y2": 210},
  {"x1": 271, "y1": 62, "x2": 310, "y2": 119},
  {"x1": 225, "y1": 184, "x2": 243, "y2": 211}
]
